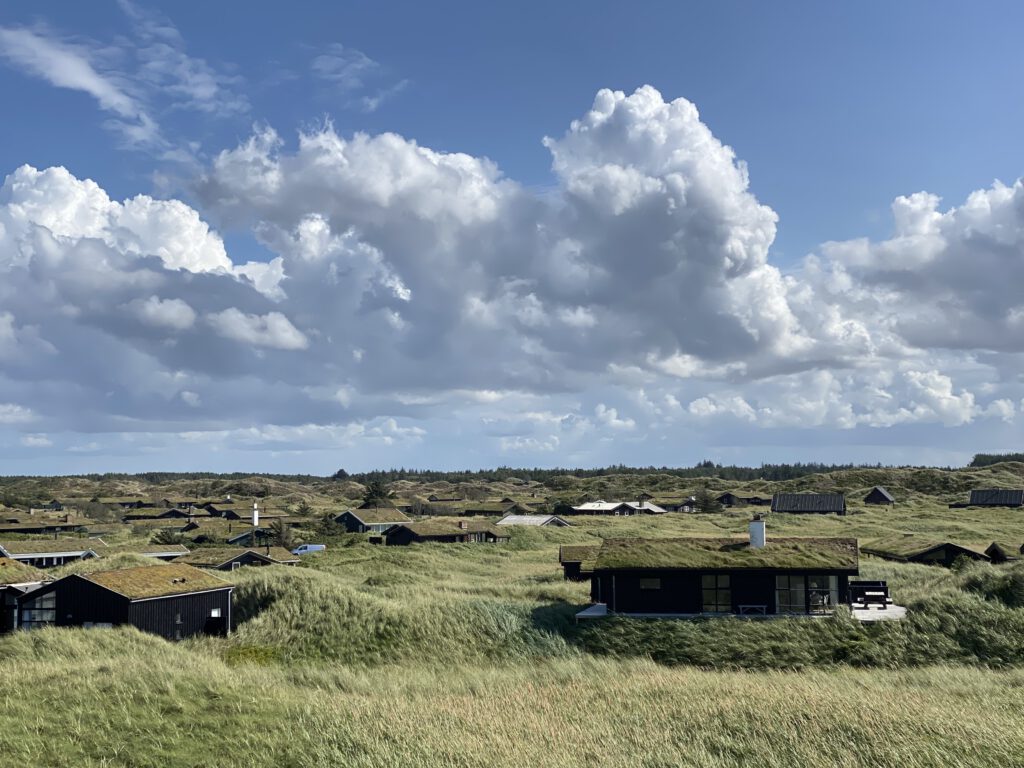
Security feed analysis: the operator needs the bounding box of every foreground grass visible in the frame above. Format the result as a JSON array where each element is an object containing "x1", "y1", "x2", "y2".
[{"x1": 2, "y1": 628, "x2": 1023, "y2": 768}]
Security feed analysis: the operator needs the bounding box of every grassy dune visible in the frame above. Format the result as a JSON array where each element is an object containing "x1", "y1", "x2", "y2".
[
  {"x1": 5, "y1": 467, "x2": 1024, "y2": 765},
  {"x1": 2, "y1": 629, "x2": 1024, "y2": 767}
]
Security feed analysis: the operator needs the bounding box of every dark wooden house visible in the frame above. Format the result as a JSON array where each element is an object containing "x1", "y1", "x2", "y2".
[
  {"x1": 863, "y1": 487, "x2": 895, "y2": 506},
  {"x1": 15, "y1": 563, "x2": 233, "y2": 639},
  {"x1": 967, "y1": 489, "x2": 1024, "y2": 508},
  {"x1": 716, "y1": 493, "x2": 772, "y2": 508},
  {"x1": 559, "y1": 544, "x2": 599, "y2": 581},
  {"x1": 385, "y1": 520, "x2": 510, "y2": 546},
  {"x1": 985, "y1": 542, "x2": 1023, "y2": 563},
  {"x1": 0, "y1": 540, "x2": 102, "y2": 568},
  {"x1": 771, "y1": 493, "x2": 847, "y2": 515},
  {"x1": 335, "y1": 507, "x2": 412, "y2": 533},
  {"x1": 861, "y1": 536, "x2": 989, "y2": 567},
  {"x1": 583, "y1": 519, "x2": 859, "y2": 616},
  {"x1": 177, "y1": 547, "x2": 298, "y2": 570},
  {"x1": 1, "y1": 559, "x2": 47, "y2": 633}
]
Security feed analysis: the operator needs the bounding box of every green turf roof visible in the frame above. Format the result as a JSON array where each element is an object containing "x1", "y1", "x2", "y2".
[
  {"x1": 559, "y1": 544, "x2": 600, "y2": 564},
  {"x1": 593, "y1": 537, "x2": 859, "y2": 571},
  {"x1": 0, "y1": 557, "x2": 48, "y2": 585},
  {"x1": 177, "y1": 547, "x2": 297, "y2": 567},
  {"x1": 860, "y1": 536, "x2": 987, "y2": 560},
  {"x1": 82, "y1": 563, "x2": 232, "y2": 599},
  {"x1": 402, "y1": 520, "x2": 508, "y2": 538},
  {"x1": 346, "y1": 508, "x2": 411, "y2": 524}
]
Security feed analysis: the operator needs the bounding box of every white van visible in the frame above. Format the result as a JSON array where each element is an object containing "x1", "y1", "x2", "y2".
[{"x1": 291, "y1": 543, "x2": 326, "y2": 555}]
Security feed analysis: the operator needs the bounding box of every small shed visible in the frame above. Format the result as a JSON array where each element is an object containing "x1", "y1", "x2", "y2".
[
  {"x1": 771, "y1": 493, "x2": 847, "y2": 515},
  {"x1": 984, "y1": 542, "x2": 1023, "y2": 564},
  {"x1": 15, "y1": 563, "x2": 233, "y2": 639},
  {"x1": 863, "y1": 487, "x2": 895, "y2": 506}
]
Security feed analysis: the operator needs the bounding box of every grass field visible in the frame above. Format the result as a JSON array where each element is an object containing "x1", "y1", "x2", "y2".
[{"x1": 3, "y1": 467, "x2": 1024, "y2": 766}]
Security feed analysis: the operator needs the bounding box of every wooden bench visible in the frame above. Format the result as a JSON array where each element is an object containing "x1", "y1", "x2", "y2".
[{"x1": 738, "y1": 604, "x2": 767, "y2": 615}]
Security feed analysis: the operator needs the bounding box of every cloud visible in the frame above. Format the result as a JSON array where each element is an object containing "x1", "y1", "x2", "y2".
[
  {"x1": 0, "y1": 7, "x2": 247, "y2": 151},
  {"x1": 310, "y1": 43, "x2": 408, "y2": 113},
  {"x1": 126, "y1": 296, "x2": 197, "y2": 330},
  {"x1": 0, "y1": 403, "x2": 34, "y2": 424},
  {"x1": 595, "y1": 404, "x2": 636, "y2": 430},
  {"x1": 206, "y1": 308, "x2": 308, "y2": 350},
  {"x1": 311, "y1": 44, "x2": 379, "y2": 93},
  {"x1": 2, "y1": 85, "x2": 1023, "y2": 468},
  {"x1": 0, "y1": 25, "x2": 159, "y2": 146},
  {"x1": 20, "y1": 433, "x2": 52, "y2": 447}
]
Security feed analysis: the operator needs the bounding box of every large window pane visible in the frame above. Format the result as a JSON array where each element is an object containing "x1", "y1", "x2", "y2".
[
  {"x1": 776, "y1": 574, "x2": 806, "y2": 614},
  {"x1": 702, "y1": 574, "x2": 731, "y2": 613}
]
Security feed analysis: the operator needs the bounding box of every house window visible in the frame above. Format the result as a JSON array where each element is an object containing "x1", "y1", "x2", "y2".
[
  {"x1": 210, "y1": 608, "x2": 222, "y2": 618},
  {"x1": 807, "y1": 575, "x2": 839, "y2": 614},
  {"x1": 776, "y1": 575, "x2": 807, "y2": 614},
  {"x1": 639, "y1": 577, "x2": 661, "y2": 591},
  {"x1": 701, "y1": 574, "x2": 731, "y2": 613},
  {"x1": 20, "y1": 591, "x2": 56, "y2": 629}
]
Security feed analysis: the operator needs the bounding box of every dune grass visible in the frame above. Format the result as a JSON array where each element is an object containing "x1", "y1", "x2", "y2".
[
  {"x1": 6, "y1": 468, "x2": 1024, "y2": 765},
  {"x1": 2, "y1": 628, "x2": 1024, "y2": 767}
]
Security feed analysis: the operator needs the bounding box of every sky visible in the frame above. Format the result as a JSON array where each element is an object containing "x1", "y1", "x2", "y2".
[{"x1": 1, "y1": 1, "x2": 1023, "y2": 475}]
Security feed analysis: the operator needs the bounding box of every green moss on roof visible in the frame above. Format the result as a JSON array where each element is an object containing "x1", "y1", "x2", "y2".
[
  {"x1": 594, "y1": 537, "x2": 859, "y2": 571},
  {"x1": 0, "y1": 539, "x2": 99, "y2": 555},
  {"x1": 347, "y1": 508, "x2": 411, "y2": 524},
  {"x1": 559, "y1": 544, "x2": 600, "y2": 564},
  {"x1": 402, "y1": 520, "x2": 507, "y2": 538},
  {"x1": 860, "y1": 536, "x2": 987, "y2": 560},
  {"x1": 82, "y1": 563, "x2": 231, "y2": 599},
  {"x1": 0, "y1": 557, "x2": 48, "y2": 584},
  {"x1": 178, "y1": 547, "x2": 297, "y2": 567}
]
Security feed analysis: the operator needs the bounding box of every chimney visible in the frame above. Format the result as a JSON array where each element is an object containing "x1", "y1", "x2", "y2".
[
  {"x1": 252, "y1": 500, "x2": 260, "y2": 528},
  {"x1": 749, "y1": 514, "x2": 766, "y2": 549}
]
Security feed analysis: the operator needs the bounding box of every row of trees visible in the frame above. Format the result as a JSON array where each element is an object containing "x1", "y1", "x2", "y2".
[{"x1": 332, "y1": 461, "x2": 909, "y2": 486}]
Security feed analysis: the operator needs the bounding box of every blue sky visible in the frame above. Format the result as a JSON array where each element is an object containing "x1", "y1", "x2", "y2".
[{"x1": 1, "y1": 2, "x2": 1023, "y2": 474}]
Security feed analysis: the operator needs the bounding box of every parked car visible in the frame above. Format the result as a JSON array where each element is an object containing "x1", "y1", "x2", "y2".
[{"x1": 291, "y1": 543, "x2": 326, "y2": 555}]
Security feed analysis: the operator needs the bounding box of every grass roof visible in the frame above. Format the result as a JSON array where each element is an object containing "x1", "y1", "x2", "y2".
[
  {"x1": 0, "y1": 539, "x2": 100, "y2": 555},
  {"x1": 177, "y1": 547, "x2": 297, "y2": 567},
  {"x1": 81, "y1": 563, "x2": 231, "y2": 599},
  {"x1": 860, "y1": 536, "x2": 987, "y2": 560},
  {"x1": 559, "y1": 544, "x2": 600, "y2": 564},
  {"x1": 346, "y1": 508, "x2": 411, "y2": 524},
  {"x1": 402, "y1": 520, "x2": 507, "y2": 538},
  {"x1": 103, "y1": 543, "x2": 190, "y2": 556},
  {"x1": 593, "y1": 537, "x2": 859, "y2": 571},
  {"x1": 0, "y1": 557, "x2": 48, "y2": 585}
]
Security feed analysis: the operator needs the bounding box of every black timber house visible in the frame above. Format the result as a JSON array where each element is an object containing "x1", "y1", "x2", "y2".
[
  {"x1": 385, "y1": 520, "x2": 510, "y2": 545},
  {"x1": 335, "y1": 507, "x2": 412, "y2": 533},
  {"x1": 771, "y1": 493, "x2": 847, "y2": 515},
  {"x1": 584, "y1": 518, "x2": 859, "y2": 616},
  {"x1": 967, "y1": 489, "x2": 1024, "y2": 508},
  {"x1": 16, "y1": 563, "x2": 233, "y2": 639},
  {"x1": 861, "y1": 537, "x2": 989, "y2": 567},
  {"x1": 863, "y1": 487, "x2": 895, "y2": 506}
]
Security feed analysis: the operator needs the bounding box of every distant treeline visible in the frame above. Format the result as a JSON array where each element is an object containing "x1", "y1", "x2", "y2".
[
  {"x1": 0, "y1": 472, "x2": 323, "y2": 486},
  {"x1": 969, "y1": 453, "x2": 1024, "y2": 467},
  {"x1": 336, "y1": 461, "x2": 909, "y2": 485}
]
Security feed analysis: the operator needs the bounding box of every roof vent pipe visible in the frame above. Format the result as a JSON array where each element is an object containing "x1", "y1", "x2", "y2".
[{"x1": 749, "y1": 514, "x2": 766, "y2": 549}]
